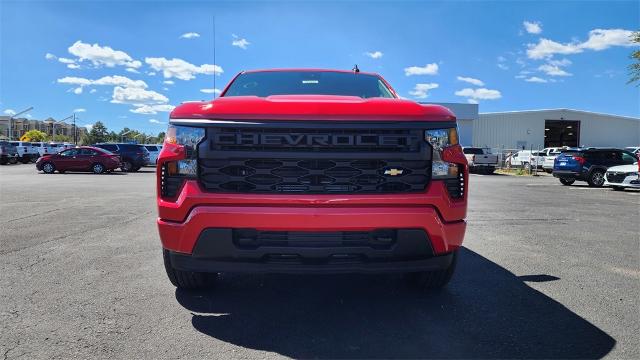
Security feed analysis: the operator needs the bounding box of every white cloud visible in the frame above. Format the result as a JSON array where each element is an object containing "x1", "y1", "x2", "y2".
[
  {"x1": 404, "y1": 63, "x2": 439, "y2": 76},
  {"x1": 45, "y1": 53, "x2": 57, "y2": 60},
  {"x1": 497, "y1": 63, "x2": 509, "y2": 70},
  {"x1": 130, "y1": 104, "x2": 175, "y2": 115},
  {"x1": 454, "y1": 88, "x2": 502, "y2": 102},
  {"x1": 84, "y1": 124, "x2": 93, "y2": 131},
  {"x1": 456, "y1": 76, "x2": 485, "y2": 86},
  {"x1": 365, "y1": 51, "x2": 383, "y2": 59},
  {"x1": 57, "y1": 75, "x2": 148, "y2": 92},
  {"x1": 147, "y1": 71, "x2": 156, "y2": 76},
  {"x1": 57, "y1": 76, "x2": 92, "y2": 86},
  {"x1": 200, "y1": 88, "x2": 222, "y2": 94},
  {"x1": 548, "y1": 58, "x2": 572, "y2": 67},
  {"x1": 125, "y1": 67, "x2": 140, "y2": 73},
  {"x1": 581, "y1": 29, "x2": 636, "y2": 50},
  {"x1": 467, "y1": 99, "x2": 479, "y2": 104},
  {"x1": 58, "y1": 57, "x2": 75, "y2": 64},
  {"x1": 89, "y1": 89, "x2": 97, "y2": 94},
  {"x1": 73, "y1": 108, "x2": 86, "y2": 113},
  {"x1": 67, "y1": 63, "x2": 80, "y2": 69},
  {"x1": 111, "y1": 86, "x2": 168, "y2": 105},
  {"x1": 408, "y1": 83, "x2": 439, "y2": 99},
  {"x1": 180, "y1": 32, "x2": 200, "y2": 39},
  {"x1": 163, "y1": 80, "x2": 175, "y2": 85},
  {"x1": 73, "y1": 87, "x2": 83, "y2": 95},
  {"x1": 3, "y1": 109, "x2": 16, "y2": 116},
  {"x1": 145, "y1": 57, "x2": 223, "y2": 80},
  {"x1": 538, "y1": 64, "x2": 572, "y2": 76},
  {"x1": 523, "y1": 21, "x2": 542, "y2": 34},
  {"x1": 149, "y1": 119, "x2": 167, "y2": 124},
  {"x1": 526, "y1": 28, "x2": 636, "y2": 59},
  {"x1": 525, "y1": 77, "x2": 548, "y2": 83},
  {"x1": 527, "y1": 39, "x2": 582, "y2": 59},
  {"x1": 231, "y1": 34, "x2": 250, "y2": 49},
  {"x1": 68, "y1": 40, "x2": 141, "y2": 69}
]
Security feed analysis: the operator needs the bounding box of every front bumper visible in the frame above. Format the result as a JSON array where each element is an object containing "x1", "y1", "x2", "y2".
[
  {"x1": 605, "y1": 174, "x2": 640, "y2": 188},
  {"x1": 159, "y1": 205, "x2": 465, "y2": 255}
]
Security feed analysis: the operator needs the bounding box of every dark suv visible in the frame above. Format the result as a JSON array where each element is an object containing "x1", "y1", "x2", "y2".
[
  {"x1": 93, "y1": 143, "x2": 150, "y2": 172},
  {"x1": 553, "y1": 148, "x2": 638, "y2": 187}
]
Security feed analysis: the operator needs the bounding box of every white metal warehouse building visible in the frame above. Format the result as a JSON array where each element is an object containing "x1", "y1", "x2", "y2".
[{"x1": 468, "y1": 109, "x2": 639, "y2": 150}]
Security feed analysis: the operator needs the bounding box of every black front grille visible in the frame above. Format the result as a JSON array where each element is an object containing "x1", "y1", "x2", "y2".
[
  {"x1": 197, "y1": 124, "x2": 432, "y2": 194},
  {"x1": 606, "y1": 172, "x2": 628, "y2": 183},
  {"x1": 199, "y1": 158, "x2": 430, "y2": 193}
]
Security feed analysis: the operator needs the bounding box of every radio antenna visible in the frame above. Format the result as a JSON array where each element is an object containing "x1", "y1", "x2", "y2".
[{"x1": 212, "y1": 15, "x2": 216, "y2": 96}]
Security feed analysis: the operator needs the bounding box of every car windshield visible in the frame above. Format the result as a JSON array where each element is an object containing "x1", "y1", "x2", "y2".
[{"x1": 223, "y1": 71, "x2": 396, "y2": 99}]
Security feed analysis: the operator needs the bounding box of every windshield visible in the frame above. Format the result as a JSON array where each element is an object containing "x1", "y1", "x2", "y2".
[{"x1": 223, "y1": 71, "x2": 396, "y2": 99}]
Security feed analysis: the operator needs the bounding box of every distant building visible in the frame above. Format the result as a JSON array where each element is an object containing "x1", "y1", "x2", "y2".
[
  {"x1": 475, "y1": 109, "x2": 640, "y2": 150},
  {"x1": 0, "y1": 116, "x2": 87, "y2": 141}
]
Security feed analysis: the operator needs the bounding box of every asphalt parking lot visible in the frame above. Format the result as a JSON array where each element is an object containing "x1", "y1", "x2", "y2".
[{"x1": 1, "y1": 164, "x2": 638, "y2": 359}]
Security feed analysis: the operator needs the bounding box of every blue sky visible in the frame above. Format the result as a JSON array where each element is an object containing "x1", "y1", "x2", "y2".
[{"x1": 1, "y1": 0, "x2": 638, "y2": 134}]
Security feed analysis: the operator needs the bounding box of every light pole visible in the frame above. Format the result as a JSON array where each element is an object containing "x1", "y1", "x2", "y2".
[
  {"x1": 53, "y1": 115, "x2": 73, "y2": 142},
  {"x1": 121, "y1": 130, "x2": 132, "y2": 143},
  {"x1": 8, "y1": 106, "x2": 33, "y2": 140}
]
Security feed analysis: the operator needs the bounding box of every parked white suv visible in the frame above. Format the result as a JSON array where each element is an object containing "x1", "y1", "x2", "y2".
[
  {"x1": 9, "y1": 141, "x2": 40, "y2": 163},
  {"x1": 540, "y1": 147, "x2": 562, "y2": 173},
  {"x1": 510, "y1": 150, "x2": 545, "y2": 171},
  {"x1": 143, "y1": 144, "x2": 162, "y2": 165}
]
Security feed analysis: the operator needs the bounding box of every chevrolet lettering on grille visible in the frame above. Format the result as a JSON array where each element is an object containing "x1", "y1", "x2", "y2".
[{"x1": 212, "y1": 133, "x2": 418, "y2": 147}]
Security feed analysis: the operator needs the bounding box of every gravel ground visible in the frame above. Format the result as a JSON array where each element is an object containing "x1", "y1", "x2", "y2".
[{"x1": 1, "y1": 164, "x2": 638, "y2": 359}]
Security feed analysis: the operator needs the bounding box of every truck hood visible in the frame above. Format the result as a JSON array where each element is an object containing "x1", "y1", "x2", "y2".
[{"x1": 169, "y1": 95, "x2": 455, "y2": 122}]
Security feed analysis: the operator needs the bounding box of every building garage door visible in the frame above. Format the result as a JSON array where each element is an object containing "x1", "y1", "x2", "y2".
[{"x1": 545, "y1": 120, "x2": 580, "y2": 147}]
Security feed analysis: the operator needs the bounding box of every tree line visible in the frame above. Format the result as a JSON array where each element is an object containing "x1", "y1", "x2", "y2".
[{"x1": 20, "y1": 121, "x2": 165, "y2": 145}]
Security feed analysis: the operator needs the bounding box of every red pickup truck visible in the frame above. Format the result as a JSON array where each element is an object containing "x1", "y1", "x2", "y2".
[{"x1": 157, "y1": 69, "x2": 468, "y2": 290}]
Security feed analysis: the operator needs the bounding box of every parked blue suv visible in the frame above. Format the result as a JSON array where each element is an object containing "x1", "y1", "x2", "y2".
[{"x1": 553, "y1": 148, "x2": 638, "y2": 187}]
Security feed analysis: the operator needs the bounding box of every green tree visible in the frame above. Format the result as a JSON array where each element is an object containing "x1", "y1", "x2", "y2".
[
  {"x1": 88, "y1": 121, "x2": 109, "y2": 144},
  {"x1": 52, "y1": 134, "x2": 72, "y2": 142},
  {"x1": 21, "y1": 129, "x2": 48, "y2": 142},
  {"x1": 628, "y1": 31, "x2": 640, "y2": 86}
]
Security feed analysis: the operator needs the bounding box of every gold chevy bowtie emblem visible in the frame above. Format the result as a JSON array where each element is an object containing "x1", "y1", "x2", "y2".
[{"x1": 384, "y1": 168, "x2": 404, "y2": 176}]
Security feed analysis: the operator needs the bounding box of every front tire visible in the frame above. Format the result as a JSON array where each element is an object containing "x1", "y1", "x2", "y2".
[
  {"x1": 120, "y1": 160, "x2": 133, "y2": 172},
  {"x1": 92, "y1": 163, "x2": 105, "y2": 174},
  {"x1": 405, "y1": 251, "x2": 458, "y2": 291},
  {"x1": 42, "y1": 162, "x2": 56, "y2": 174},
  {"x1": 559, "y1": 178, "x2": 575, "y2": 186},
  {"x1": 587, "y1": 170, "x2": 605, "y2": 187},
  {"x1": 163, "y1": 249, "x2": 217, "y2": 290}
]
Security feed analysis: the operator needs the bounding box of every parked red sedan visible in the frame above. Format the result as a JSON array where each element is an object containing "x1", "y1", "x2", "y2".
[{"x1": 36, "y1": 146, "x2": 121, "y2": 174}]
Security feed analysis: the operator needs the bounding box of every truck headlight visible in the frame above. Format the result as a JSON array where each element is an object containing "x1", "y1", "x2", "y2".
[
  {"x1": 425, "y1": 128, "x2": 460, "y2": 179},
  {"x1": 164, "y1": 124, "x2": 204, "y2": 176}
]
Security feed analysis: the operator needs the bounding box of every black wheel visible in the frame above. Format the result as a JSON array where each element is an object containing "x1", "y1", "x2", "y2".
[
  {"x1": 120, "y1": 160, "x2": 133, "y2": 172},
  {"x1": 0, "y1": 158, "x2": 7, "y2": 165},
  {"x1": 612, "y1": 186, "x2": 625, "y2": 191},
  {"x1": 42, "y1": 162, "x2": 56, "y2": 174},
  {"x1": 20, "y1": 157, "x2": 30, "y2": 164},
  {"x1": 92, "y1": 163, "x2": 105, "y2": 174},
  {"x1": 405, "y1": 250, "x2": 458, "y2": 291},
  {"x1": 545, "y1": 169, "x2": 552, "y2": 174},
  {"x1": 587, "y1": 170, "x2": 605, "y2": 187},
  {"x1": 163, "y1": 249, "x2": 217, "y2": 290},
  {"x1": 559, "y1": 178, "x2": 575, "y2": 186},
  {"x1": 131, "y1": 166, "x2": 141, "y2": 172},
  {"x1": 9, "y1": 157, "x2": 18, "y2": 164}
]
